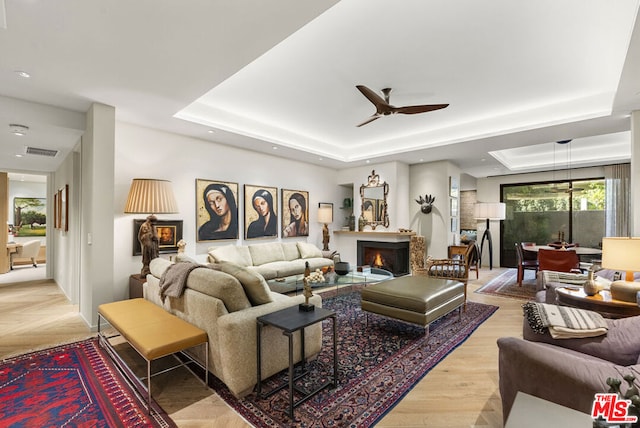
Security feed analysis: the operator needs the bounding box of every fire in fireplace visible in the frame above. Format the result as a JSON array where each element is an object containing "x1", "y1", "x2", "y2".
[{"x1": 357, "y1": 240, "x2": 410, "y2": 276}]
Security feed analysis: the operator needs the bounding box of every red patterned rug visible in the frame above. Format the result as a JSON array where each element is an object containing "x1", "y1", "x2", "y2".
[
  {"x1": 0, "y1": 338, "x2": 176, "y2": 427},
  {"x1": 213, "y1": 287, "x2": 498, "y2": 427},
  {"x1": 474, "y1": 269, "x2": 537, "y2": 300}
]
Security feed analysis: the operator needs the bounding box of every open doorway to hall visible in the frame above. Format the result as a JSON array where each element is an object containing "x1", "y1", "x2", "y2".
[{"x1": 4, "y1": 172, "x2": 48, "y2": 282}]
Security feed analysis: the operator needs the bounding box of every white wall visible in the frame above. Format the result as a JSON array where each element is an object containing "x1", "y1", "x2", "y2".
[
  {"x1": 53, "y1": 151, "x2": 81, "y2": 303},
  {"x1": 409, "y1": 160, "x2": 461, "y2": 258},
  {"x1": 333, "y1": 162, "x2": 412, "y2": 262},
  {"x1": 113, "y1": 122, "x2": 344, "y2": 300},
  {"x1": 80, "y1": 103, "x2": 116, "y2": 328}
]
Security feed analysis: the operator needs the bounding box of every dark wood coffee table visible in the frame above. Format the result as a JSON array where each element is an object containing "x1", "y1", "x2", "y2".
[{"x1": 555, "y1": 287, "x2": 640, "y2": 318}]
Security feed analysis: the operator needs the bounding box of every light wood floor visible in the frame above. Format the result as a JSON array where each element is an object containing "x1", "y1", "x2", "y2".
[{"x1": 0, "y1": 268, "x2": 526, "y2": 428}]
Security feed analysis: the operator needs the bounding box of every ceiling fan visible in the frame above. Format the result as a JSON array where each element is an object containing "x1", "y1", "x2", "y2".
[{"x1": 355, "y1": 85, "x2": 449, "y2": 127}]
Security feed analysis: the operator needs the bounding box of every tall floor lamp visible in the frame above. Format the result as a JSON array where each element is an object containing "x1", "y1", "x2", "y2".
[
  {"x1": 474, "y1": 202, "x2": 505, "y2": 270},
  {"x1": 124, "y1": 178, "x2": 179, "y2": 277}
]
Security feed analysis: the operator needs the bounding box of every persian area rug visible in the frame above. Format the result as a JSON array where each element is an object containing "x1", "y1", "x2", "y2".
[
  {"x1": 0, "y1": 338, "x2": 176, "y2": 428},
  {"x1": 475, "y1": 269, "x2": 537, "y2": 300},
  {"x1": 214, "y1": 287, "x2": 498, "y2": 427}
]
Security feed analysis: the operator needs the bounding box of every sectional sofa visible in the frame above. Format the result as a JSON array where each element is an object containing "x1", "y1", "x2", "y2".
[{"x1": 207, "y1": 241, "x2": 338, "y2": 280}]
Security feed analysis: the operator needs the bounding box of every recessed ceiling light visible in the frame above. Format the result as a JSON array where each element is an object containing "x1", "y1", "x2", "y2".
[
  {"x1": 272, "y1": 146, "x2": 278, "y2": 150},
  {"x1": 15, "y1": 154, "x2": 23, "y2": 158},
  {"x1": 318, "y1": 157, "x2": 323, "y2": 161},
  {"x1": 365, "y1": 160, "x2": 370, "y2": 164},
  {"x1": 15, "y1": 70, "x2": 31, "y2": 78},
  {"x1": 419, "y1": 158, "x2": 424, "y2": 162},
  {"x1": 207, "y1": 129, "x2": 215, "y2": 134},
  {"x1": 9, "y1": 124, "x2": 29, "y2": 136}
]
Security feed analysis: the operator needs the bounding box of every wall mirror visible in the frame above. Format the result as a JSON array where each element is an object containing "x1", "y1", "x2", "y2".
[{"x1": 360, "y1": 170, "x2": 389, "y2": 229}]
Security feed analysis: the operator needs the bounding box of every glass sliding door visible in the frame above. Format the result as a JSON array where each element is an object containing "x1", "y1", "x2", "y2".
[{"x1": 501, "y1": 179, "x2": 604, "y2": 267}]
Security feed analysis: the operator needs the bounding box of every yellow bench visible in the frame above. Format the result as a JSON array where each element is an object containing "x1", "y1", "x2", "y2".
[{"x1": 98, "y1": 298, "x2": 208, "y2": 412}]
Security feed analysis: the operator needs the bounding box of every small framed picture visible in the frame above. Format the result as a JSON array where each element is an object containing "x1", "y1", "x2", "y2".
[
  {"x1": 450, "y1": 198, "x2": 458, "y2": 217},
  {"x1": 449, "y1": 176, "x2": 459, "y2": 198},
  {"x1": 133, "y1": 219, "x2": 183, "y2": 255}
]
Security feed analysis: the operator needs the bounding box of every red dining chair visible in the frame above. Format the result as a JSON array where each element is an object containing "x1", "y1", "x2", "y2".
[
  {"x1": 537, "y1": 248, "x2": 581, "y2": 273},
  {"x1": 515, "y1": 242, "x2": 539, "y2": 286}
]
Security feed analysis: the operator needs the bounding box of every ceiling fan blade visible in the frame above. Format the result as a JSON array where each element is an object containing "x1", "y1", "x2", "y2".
[
  {"x1": 395, "y1": 104, "x2": 449, "y2": 115},
  {"x1": 356, "y1": 85, "x2": 390, "y2": 111},
  {"x1": 356, "y1": 115, "x2": 381, "y2": 127}
]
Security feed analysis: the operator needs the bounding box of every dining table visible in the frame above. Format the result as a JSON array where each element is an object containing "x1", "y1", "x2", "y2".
[
  {"x1": 523, "y1": 244, "x2": 602, "y2": 256},
  {"x1": 522, "y1": 244, "x2": 602, "y2": 264}
]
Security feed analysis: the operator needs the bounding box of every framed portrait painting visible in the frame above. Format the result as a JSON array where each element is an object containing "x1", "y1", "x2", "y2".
[
  {"x1": 244, "y1": 184, "x2": 278, "y2": 239},
  {"x1": 133, "y1": 219, "x2": 183, "y2": 255},
  {"x1": 195, "y1": 179, "x2": 239, "y2": 242},
  {"x1": 281, "y1": 189, "x2": 309, "y2": 237}
]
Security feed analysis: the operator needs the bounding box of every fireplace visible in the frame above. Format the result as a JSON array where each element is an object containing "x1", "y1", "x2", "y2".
[{"x1": 357, "y1": 240, "x2": 410, "y2": 276}]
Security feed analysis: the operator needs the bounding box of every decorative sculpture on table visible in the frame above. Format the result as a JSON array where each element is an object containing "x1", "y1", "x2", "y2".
[
  {"x1": 299, "y1": 261, "x2": 315, "y2": 312},
  {"x1": 138, "y1": 215, "x2": 159, "y2": 277},
  {"x1": 415, "y1": 194, "x2": 435, "y2": 214},
  {"x1": 177, "y1": 239, "x2": 186, "y2": 254}
]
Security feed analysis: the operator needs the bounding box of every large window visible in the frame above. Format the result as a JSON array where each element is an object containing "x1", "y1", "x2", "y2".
[{"x1": 501, "y1": 178, "x2": 605, "y2": 267}]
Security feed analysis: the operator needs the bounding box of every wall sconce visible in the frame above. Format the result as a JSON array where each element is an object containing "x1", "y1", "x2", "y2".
[
  {"x1": 124, "y1": 178, "x2": 179, "y2": 277},
  {"x1": 415, "y1": 194, "x2": 435, "y2": 214},
  {"x1": 318, "y1": 203, "x2": 333, "y2": 251}
]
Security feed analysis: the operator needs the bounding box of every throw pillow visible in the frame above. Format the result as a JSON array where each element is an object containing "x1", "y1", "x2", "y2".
[
  {"x1": 208, "y1": 244, "x2": 253, "y2": 267},
  {"x1": 297, "y1": 242, "x2": 323, "y2": 259},
  {"x1": 150, "y1": 258, "x2": 173, "y2": 278},
  {"x1": 175, "y1": 253, "x2": 200, "y2": 264},
  {"x1": 217, "y1": 261, "x2": 273, "y2": 306}
]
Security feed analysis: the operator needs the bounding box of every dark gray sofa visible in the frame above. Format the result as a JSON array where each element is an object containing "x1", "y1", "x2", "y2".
[{"x1": 497, "y1": 315, "x2": 640, "y2": 423}]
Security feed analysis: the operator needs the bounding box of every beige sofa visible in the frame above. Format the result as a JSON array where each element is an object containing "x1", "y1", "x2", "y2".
[
  {"x1": 144, "y1": 257, "x2": 322, "y2": 397},
  {"x1": 208, "y1": 241, "x2": 337, "y2": 280}
]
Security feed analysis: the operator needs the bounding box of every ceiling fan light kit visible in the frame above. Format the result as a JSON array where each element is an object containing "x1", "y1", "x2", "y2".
[{"x1": 355, "y1": 85, "x2": 449, "y2": 127}]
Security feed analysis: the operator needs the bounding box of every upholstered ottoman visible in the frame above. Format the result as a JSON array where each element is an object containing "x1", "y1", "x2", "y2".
[{"x1": 360, "y1": 276, "x2": 464, "y2": 332}]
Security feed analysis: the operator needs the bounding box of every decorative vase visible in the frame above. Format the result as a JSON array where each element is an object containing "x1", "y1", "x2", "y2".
[
  {"x1": 583, "y1": 270, "x2": 601, "y2": 296},
  {"x1": 358, "y1": 214, "x2": 366, "y2": 231},
  {"x1": 348, "y1": 213, "x2": 356, "y2": 231},
  {"x1": 335, "y1": 261, "x2": 350, "y2": 276}
]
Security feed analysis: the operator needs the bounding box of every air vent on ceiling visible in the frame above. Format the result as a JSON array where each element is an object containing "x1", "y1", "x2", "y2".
[{"x1": 25, "y1": 146, "x2": 59, "y2": 157}]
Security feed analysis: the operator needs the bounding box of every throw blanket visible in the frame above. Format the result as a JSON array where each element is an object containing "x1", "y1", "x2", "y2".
[
  {"x1": 159, "y1": 261, "x2": 202, "y2": 302},
  {"x1": 522, "y1": 302, "x2": 608, "y2": 339}
]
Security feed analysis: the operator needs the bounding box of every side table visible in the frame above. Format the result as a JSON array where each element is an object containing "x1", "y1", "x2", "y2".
[
  {"x1": 256, "y1": 305, "x2": 338, "y2": 419},
  {"x1": 129, "y1": 274, "x2": 145, "y2": 299}
]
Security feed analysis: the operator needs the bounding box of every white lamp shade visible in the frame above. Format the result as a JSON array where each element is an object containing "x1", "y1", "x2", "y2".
[
  {"x1": 318, "y1": 205, "x2": 333, "y2": 223},
  {"x1": 602, "y1": 237, "x2": 640, "y2": 272},
  {"x1": 474, "y1": 202, "x2": 506, "y2": 220},
  {"x1": 124, "y1": 178, "x2": 179, "y2": 214}
]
